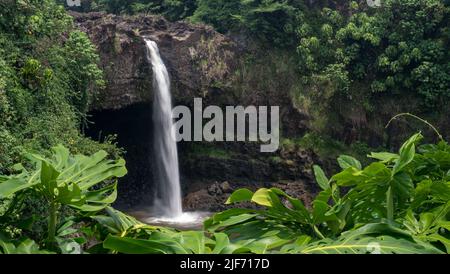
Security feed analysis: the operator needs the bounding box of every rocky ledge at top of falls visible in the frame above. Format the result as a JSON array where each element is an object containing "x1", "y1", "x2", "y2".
[{"x1": 72, "y1": 12, "x2": 242, "y2": 111}]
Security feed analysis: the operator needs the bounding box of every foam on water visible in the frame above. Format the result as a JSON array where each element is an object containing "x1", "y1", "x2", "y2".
[
  {"x1": 129, "y1": 209, "x2": 210, "y2": 230},
  {"x1": 145, "y1": 212, "x2": 209, "y2": 225}
]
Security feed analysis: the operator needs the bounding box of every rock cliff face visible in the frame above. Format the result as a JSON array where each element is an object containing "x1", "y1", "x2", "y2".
[
  {"x1": 73, "y1": 11, "x2": 242, "y2": 110},
  {"x1": 74, "y1": 12, "x2": 309, "y2": 135},
  {"x1": 75, "y1": 12, "x2": 316, "y2": 210}
]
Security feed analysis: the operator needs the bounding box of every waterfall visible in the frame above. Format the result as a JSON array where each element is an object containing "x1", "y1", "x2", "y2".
[{"x1": 145, "y1": 39, "x2": 182, "y2": 217}]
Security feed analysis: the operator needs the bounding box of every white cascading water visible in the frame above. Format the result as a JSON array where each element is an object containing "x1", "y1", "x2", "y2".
[
  {"x1": 144, "y1": 39, "x2": 207, "y2": 225},
  {"x1": 145, "y1": 39, "x2": 183, "y2": 218}
]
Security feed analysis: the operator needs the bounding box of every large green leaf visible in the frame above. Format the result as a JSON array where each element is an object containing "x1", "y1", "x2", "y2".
[
  {"x1": 0, "y1": 233, "x2": 53, "y2": 254},
  {"x1": 313, "y1": 165, "x2": 330, "y2": 190},
  {"x1": 337, "y1": 155, "x2": 362, "y2": 170},
  {"x1": 280, "y1": 235, "x2": 312, "y2": 253},
  {"x1": 0, "y1": 145, "x2": 127, "y2": 212},
  {"x1": 392, "y1": 171, "x2": 414, "y2": 200},
  {"x1": 368, "y1": 152, "x2": 399, "y2": 163},
  {"x1": 331, "y1": 167, "x2": 365, "y2": 187},
  {"x1": 103, "y1": 235, "x2": 178, "y2": 254},
  {"x1": 211, "y1": 233, "x2": 232, "y2": 254},
  {"x1": 393, "y1": 133, "x2": 423, "y2": 175},
  {"x1": 312, "y1": 189, "x2": 340, "y2": 226},
  {"x1": 205, "y1": 188, "x2": 314, "y2": 253},
  {"x1": 0, "y1": 170, "x2": 39, "y2": 198},
  {"x1": 219, "y1": 188, "x2": 310, "y2": 220},
  {"x1": 411, "y1": 180, "x2": 450, "y2": 209},
  {"x1": 286, "y1": 223, "x2": 443, "y2": 254},
  {"x1": 103, "y1": 231, "x2": 242, "y2": 254},
  {"x1": 225, "y1": 188, "x2": 254, "y2": 204},
  {"x1": 251, "y1": 188, "x2": 274, "y2": 207},
  {"x1": 92, "y1": 207, "x2": 166, "y2": 236},
  {"x1": 298, "y1": 235, "x2": 442, "y2": 254},
  {"x1": 404, "y1": 203, "x2": 450, "y2": 253}
]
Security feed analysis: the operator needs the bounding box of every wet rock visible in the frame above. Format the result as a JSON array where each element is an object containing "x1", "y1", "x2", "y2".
[
  {"x1": 220, "y1": 181, "x2": 233, "y2": 193},
  {"x1": 207, "y1": 182, "x2": 223, "y2": 196},
  {"x1": 183, "y1": 180, "x2": 318, "y2": 212},
  {"x1": 183, "y1": 189, "x2": 226, "y2": 212}
]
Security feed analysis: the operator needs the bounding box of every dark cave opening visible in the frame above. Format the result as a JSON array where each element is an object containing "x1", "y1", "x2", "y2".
[
  {"x1": 84, "y1": 102, "x2": 212, "y2": 211},
  {"x1": 85, "y1": 103, "x2": 155, "y2": 209}
]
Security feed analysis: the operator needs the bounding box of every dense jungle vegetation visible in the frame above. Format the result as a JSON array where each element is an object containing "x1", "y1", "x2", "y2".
[
  {"x1": 1, "y1": 133, "x2": 449, "y2": 253},
  {"x1": 0, "y1": 0, "x2": 449, "y2": 254}
]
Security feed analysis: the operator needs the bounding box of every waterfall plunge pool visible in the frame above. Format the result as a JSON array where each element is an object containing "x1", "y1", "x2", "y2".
[{"x1": 128, "y1": 209, "x2": 211, "y2": 230}]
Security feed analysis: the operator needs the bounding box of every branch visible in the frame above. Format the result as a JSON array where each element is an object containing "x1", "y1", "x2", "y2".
[{"x1": 385, "y1": 113, "x2": 444, "y2": 142}]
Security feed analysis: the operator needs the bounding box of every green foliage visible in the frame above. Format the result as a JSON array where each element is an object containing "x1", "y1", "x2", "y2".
[
  {"x1": 59, "y1": 1, "x2": 449, "y2": 143},
  {"x1": 103, "y1": 232, "x2": 235, "y2": 254},
  {"x1": 78, "y1": 0, "x2": 302, "y2": 47},
  {"x1": 91, "y1": 207, "x2": 172, "y2": 237},
  {"x1": 204, "y1": 133, "x2": 450, "y2": 253},
  {"x1": 1, "y1": 1, "x2": 449, "y2": 255},
  {"x1": 191, "y1": 0, "x2": 243, "y2": 33},
  {"x1": 99, "y1": 207, "x2": 277, "y2": 254},
  {"x1": 296, "y1": 0, "x2": 450, "y2": 133},
  {"x1": 313, "y1": 165, "x2": 330, "y2": 190},
  {"x1": 48, "y1": 30, "x2": 105, "y2": 125},
  {"x1": 0, "y1": 232, "x2": 54, "y2": 254},
  {"x1": 281, "y1": 223, "x2": 442, "y2": 254},
  {"x1": 92, "y1": 206, "x2": 249, "y2": 254},
  {"x1": 284, "y1": 132, "x2": 375, "y2": 167},
  {"x1": 1, "y1": 134, "x2": 448, "y2": 254},
  {"x1": 192, "y1": 0, "x2": 302, "y2": 47},
  {"x1": 58, "y1": 1, "x2": 449, "y2": 142},
  {"x1": 0, "y1": 145, "x2": 127, "y2": 250},
  {"x1": 0, "y1": 0, "x2": 122, "y2": 175},
  {"x1": 0, "y1": 0, "x2": 71, "y2": 40},
  {"x1": 77, "y1": 0, "x2": 197, "y2": 21},
  {"x1": 0, "y1": 145, "x2": 127, "y2": 209}
]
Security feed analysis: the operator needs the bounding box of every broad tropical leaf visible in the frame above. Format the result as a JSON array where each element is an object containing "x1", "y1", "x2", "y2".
[
  {"x1": 0, "y1": 145, "x2": 127, "y2": 212},
  {"x1": 285, "y1": 223, "x2": 443, "y2": 254},
  {"x1": 0, "y1": 233, "x2": 53, "y2": 254},
  {"x1": 297, "y1": 235, "x2": 442, "y2": 254},
  {"x1": 313, "y1": 165, "x2": 330, "y2": 190},
  {"x1": 337, "y1": 155, "x2": 362, "y2": 170}
]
